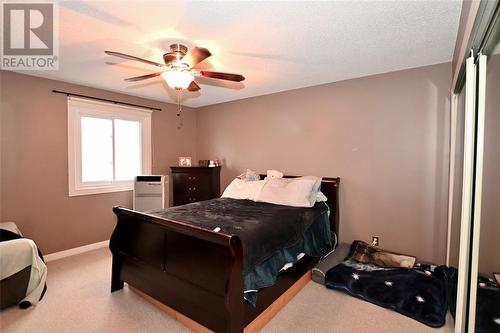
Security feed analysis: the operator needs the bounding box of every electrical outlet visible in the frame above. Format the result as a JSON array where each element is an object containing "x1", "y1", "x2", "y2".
[{"x1": 371, "y1": 236, "x2": 380, "y2": 247}]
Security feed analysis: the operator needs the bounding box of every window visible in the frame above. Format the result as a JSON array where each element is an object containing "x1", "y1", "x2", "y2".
[{"x1": 68, "y1": 97, "x2": 151, "y2": 196}]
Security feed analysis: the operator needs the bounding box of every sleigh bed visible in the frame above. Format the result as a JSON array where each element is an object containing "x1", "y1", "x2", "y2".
[{"x1": 109, "y1": 176, "x2": 340, "y2": 333}]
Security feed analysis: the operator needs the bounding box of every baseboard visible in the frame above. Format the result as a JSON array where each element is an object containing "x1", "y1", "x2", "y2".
[{"x1": 45, "y1": 240, "x2": 109, "y2": 262}]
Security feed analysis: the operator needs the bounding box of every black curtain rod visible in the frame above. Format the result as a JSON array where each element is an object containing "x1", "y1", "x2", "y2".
[{"x1": 52, "y1": 90, "x2": 162, "y2": 111}]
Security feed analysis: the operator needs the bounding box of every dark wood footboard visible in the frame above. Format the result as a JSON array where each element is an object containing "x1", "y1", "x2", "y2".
[{"x1": 110, "y1": 207, "x2": 245, "y2": 332}]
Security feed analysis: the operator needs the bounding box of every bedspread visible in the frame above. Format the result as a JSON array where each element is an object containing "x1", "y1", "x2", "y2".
[{"x1": 149, "y1": 198, "x2": 333, "y2": 305}]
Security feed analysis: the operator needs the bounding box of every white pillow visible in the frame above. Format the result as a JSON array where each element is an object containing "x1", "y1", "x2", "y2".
[
  {"x1": 305, "y1": 176, "x2": 322, "y2": 204},
  {"x1": 221, "y1": 179, "x2": 266, "y2": 201},
  {"x1": 257, "y1": 176, "x2": 322, "y2": 207},
  {"x1": 316, "y1": 191, "x2": 328, "y2": 202}
]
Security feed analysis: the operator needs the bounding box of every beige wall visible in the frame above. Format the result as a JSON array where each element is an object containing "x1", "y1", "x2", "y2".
[
  {"x1": 479, "y1": 53, "x2": 500, "y2": 273},
  {"x1": 196, "y1": 63, "x2": 451, "y2": 264},
  {"x1": 1, "y1": 63, "x2": 453, "y2": 264},
  {"x1": 0, "y1": 71, "x2": 197, "y2": 254}
]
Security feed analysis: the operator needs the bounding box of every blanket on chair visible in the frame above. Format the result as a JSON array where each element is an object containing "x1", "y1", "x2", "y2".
[{"x1": 0, "y1": 225, "x2": 47, "y2": 309}]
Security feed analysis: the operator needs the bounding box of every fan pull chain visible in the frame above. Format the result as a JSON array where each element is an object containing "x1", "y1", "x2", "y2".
[{"x1": 177, "y1": 88, "x2": 182, "y2": 116}]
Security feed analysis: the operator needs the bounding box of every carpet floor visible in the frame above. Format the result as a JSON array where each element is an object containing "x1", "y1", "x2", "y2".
[{"x1": 0, "y1": 248, "x2": 454, "y2": 333}]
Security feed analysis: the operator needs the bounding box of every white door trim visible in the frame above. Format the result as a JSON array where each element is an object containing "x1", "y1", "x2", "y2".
[
  {"x1": 446, "y1": 92, "x2": 458, "y2": 266},
  {"x1": 467, "y1": 54, "x2": 487, "y2": 332},
  {"x1": 454, "y1": 54, "x2": 477, "y2": 333}
]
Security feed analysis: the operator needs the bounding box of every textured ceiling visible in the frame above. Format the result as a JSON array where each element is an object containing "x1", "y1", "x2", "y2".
[{"x1": 16, "y1": 1, "x2": 462, "y2": 107}]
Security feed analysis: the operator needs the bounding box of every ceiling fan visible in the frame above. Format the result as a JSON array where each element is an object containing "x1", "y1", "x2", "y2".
[{"x1": 105, "y1": 44, "x2": 245, "y2": 115}]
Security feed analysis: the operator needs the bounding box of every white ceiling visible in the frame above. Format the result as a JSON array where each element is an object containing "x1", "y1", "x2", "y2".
[{"x1": 18, "y1": 1, "x2": 462, "y2": 108}]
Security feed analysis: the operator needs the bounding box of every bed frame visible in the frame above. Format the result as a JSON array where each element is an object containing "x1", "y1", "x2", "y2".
[{"x1": 110, "y1": 176, "x2": 340, "y2": 333}]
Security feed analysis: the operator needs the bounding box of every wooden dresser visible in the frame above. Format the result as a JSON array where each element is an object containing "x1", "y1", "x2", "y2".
[{"x1": 170, "y1": 166, "x2": 221, "y2": 206}]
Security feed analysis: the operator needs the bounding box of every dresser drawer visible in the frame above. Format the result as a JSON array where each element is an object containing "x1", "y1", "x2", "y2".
[
  {"x1": 171, "y1": 166, "x2": 221, "y2": 206},
  {"x1": 174, "y1": 194, "x2": 201, "y2": 206},
  {"x1": 172, "y1": 173, "x2": 196, "y2": 184},
  {"x1": 173, "y1": 175, "x2": 209, "y2": 192}
]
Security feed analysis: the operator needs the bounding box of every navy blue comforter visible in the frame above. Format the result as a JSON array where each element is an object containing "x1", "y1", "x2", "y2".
[{"x1": 149, "y1": 198, "x2": 333, "y2": 305}]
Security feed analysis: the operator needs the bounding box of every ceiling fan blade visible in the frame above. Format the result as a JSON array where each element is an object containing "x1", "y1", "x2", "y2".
[
  {"x1": 187, "y1": 81, "x2": 201, "y2": 92},
  {"x1": 181, "y1": 47, "x2": 212, "y2": 68},
  {"x1": 200, "y1": 71, "x2": 245, "y2": 82},
  {"x1": 105, "y1": 51, "x2": 165, "y2": 68},
  {"x1": 124, "y1": 72, "x2": 163, "y2": 82}
]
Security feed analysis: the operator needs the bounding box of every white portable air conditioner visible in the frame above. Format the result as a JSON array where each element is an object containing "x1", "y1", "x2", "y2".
[{"x1": 133, "y1": 175, "x2": 169, "y2": 212}]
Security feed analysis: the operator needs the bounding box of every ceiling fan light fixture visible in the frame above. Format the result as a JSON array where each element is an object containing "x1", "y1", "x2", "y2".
[{"x1": 161, "y1": 71, "x2": 194, "y2": 90}]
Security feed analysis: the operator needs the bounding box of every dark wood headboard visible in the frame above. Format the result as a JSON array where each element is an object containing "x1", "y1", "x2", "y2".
[{"x1": 258, "y1": 175, "x2": 340, "y2": 240}]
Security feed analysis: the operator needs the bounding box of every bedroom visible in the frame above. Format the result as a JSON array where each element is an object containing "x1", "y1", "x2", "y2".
[{"x1": 0, "y1": 1, "x2": 498, "y2": 332}]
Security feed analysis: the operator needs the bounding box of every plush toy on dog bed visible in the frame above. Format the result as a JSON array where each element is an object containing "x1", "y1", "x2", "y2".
[{"x1": 312, "y1": 241, "x2": 416, "y2": 285}]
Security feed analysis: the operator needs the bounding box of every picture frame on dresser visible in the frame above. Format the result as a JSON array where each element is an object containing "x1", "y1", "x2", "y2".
[{"x1": 178, "y1": 157, "x2": 192, "y2": 167}]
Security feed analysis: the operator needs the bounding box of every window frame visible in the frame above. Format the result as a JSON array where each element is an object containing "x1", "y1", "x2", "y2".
[{"x1": 67, "y1": 96, "x2": 152, "y2": 197}]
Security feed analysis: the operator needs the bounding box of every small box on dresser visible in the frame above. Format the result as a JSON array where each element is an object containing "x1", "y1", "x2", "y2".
[{"x1": 170, "y1": 166, "x2": 221, "y2": 206}]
